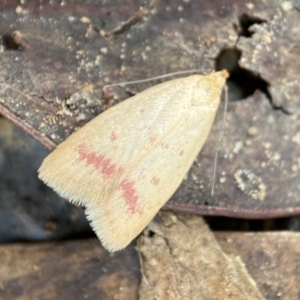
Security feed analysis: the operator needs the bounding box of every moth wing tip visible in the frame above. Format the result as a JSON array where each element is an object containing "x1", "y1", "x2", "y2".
[{"x1": 85, "y1": 208, "x2": 133, "y2": 253}]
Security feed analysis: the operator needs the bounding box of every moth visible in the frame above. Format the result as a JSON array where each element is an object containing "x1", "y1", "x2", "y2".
[{"x1": 38, "y1": 70, "x2": 228, "y2": 252}]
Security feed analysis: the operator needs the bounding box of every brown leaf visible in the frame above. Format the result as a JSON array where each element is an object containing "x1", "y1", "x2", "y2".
[
  {"x1": 0, "y1": 239, "x2": 140, "y2": 300},
  {"x1": 138, "y1": 211, "x2": 264, "y2": 300},
  {"x1": 1, "y1": 226, "x2": 300, "y2": 299},
  {"x1": 216, "y1": 231, "x2": 300, "y2": 299},
  {"x1": 0, "y1": 0, "x2": 299, "y2": 219}
]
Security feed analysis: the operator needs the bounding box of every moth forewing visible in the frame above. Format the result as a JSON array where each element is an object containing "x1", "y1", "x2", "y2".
[{"x1": 38, "y1": 70, "x2": 228, "y2": 252}]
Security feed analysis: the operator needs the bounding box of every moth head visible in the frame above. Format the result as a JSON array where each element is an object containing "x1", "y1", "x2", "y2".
[{"x1": 191, "y1": 70, "x2": 228, "y2": 107}]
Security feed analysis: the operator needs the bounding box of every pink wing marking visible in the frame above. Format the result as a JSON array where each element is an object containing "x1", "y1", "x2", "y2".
[
  {"x1": 119, "y1": 179, "x2": 141, "y2": 215},
  {"x1": 76, "y1": 144, "x2": 123, "y2": 178},
  {"x1": 149, "y1": 136, "x2": 157, "y2": 145},
  {"x1": 179, "y1": 150, "x2": 184, "y2": 156},
  {"x1": 110, "y1": 131, "x2": 117, "y2": 141},
  {"x1": 161, "y1": 142, "x2": 170, "y2": 149},
  {"x1": 150, "y1": 177, "x2": 160, "y2": 185}
]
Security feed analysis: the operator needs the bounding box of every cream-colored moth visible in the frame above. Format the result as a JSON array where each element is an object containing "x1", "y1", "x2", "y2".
[{"x1": 38, "y1": 70, "x2": 228, "y2": 252}]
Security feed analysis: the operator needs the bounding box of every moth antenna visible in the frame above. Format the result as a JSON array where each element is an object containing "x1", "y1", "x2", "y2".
[
  {"x1": 103, "y1": 69, "x2": 203, "y2": 89},
  {"x1": 211, "y1": 84, "x2": 228, "y2": 196}
]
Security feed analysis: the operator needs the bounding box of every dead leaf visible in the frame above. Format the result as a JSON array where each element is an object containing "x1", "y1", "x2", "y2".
[
  {"x1": 138, "y1": 211, "x2": 264, "y2": 300},
  {"x1": 0, "y1": 239, "x2": 139, "y2": 300}
]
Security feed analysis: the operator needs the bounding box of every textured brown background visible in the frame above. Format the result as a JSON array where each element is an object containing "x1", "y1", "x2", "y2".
[{"x1": 0, "y1": 1, "x2": 300, "y2": 298}]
